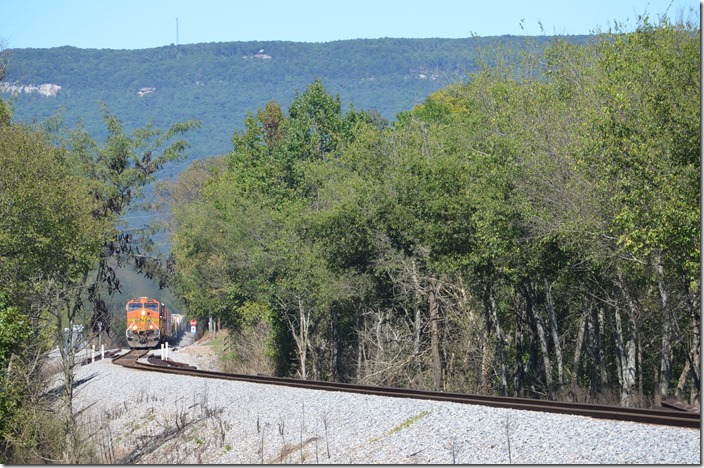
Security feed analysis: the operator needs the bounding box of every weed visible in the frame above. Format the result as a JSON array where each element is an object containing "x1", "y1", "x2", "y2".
[
  {"x1": 278, "y1": 416, "x2": 285, "y2": 438},
  {"x1": 388, "y1": 410, "x2": 430, "y2": 434},
  {"x1": 269, "y1": 437, "x2": 320, "y2": 464},
  {"x1": 503, "y1": 412, "x2": 513, "y2": 464},
  {"x1": 259, "y1": 423, "x2": 265, "y2": 464},
  {"x1": 300, "y1": 401, "x2": 305, "y2": 463},
  {"x1": 322, "y1": 413, "x2": 331, "y2": 458}
]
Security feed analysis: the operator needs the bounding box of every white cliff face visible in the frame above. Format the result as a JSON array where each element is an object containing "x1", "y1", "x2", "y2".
[
  {"x1": 37, "y1": 83, "x2": 61, "y2": 96},
  {"x1": 0, "y1": 82, "x2": 61, "y2": 96}
]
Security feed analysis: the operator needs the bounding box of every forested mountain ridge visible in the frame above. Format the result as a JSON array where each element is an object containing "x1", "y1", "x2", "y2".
[{"x1": 3, "y1": 35, "x2": 590, "y2": 176}]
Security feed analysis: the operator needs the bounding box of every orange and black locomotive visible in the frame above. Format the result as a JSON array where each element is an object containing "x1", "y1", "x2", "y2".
[{"x1": 125, "y1": 297, "x2": 173, "y2": 348}]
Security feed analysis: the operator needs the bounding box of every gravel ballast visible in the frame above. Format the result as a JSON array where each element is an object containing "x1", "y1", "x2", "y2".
[{"x1": 63, "y1": 346, "x2": 701, "y2": 464}]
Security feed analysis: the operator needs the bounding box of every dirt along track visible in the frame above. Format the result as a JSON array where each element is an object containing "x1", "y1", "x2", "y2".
[{"x1": 112, "y1": 348, "x2": 700, "y2": 430}]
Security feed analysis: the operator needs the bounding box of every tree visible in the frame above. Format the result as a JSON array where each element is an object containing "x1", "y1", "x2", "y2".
[
  {"x1": 0, "y1": 121, "x2": 107, "y2": 462},
  {"x1": 0, "y1": 102, "x2": 199, "y2": 462}
]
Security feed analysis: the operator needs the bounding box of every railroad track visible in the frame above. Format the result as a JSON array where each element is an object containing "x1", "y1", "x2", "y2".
[{"x1": 111, "y1": 349, "x2": 700, "y2": 429}]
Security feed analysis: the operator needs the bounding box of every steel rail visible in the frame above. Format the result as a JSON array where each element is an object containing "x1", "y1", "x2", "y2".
[{"x1": 111, "y1": 350, "x2": 700, "y2": 429}]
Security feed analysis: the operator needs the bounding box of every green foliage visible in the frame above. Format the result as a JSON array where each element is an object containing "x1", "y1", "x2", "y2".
[
  {"x1": 0, "y1": 295, "x2": 32, "y2": 457},
  {"x1": 1, "y1": 398, "x2": 78, "y2": 464},
  {"x1": 388, "y1": 410, "x2": 430, "y2": 434},
  {"x1": 0, "y1": 117, "x2": 105, "y2": 462},
  {"x1": 0, "y1": 99, "x2": 10, "y2": 128},
  {"x1": 0, "y1": 122, "x2": 108, "y2": 305},
  {"x1": 0, "y1": 296, "x2": 31, "y2": 372},
  {"x1": 170, "y1": 12, "x2": 699, "y2": 403},
  {"x1": 583, "y1": 17, "x2": 700, "y2": 276}
]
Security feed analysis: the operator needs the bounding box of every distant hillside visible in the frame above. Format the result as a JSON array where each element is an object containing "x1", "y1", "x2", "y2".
[{"x1": 3, "y1": 36, "x2": 591, "y2": 177}]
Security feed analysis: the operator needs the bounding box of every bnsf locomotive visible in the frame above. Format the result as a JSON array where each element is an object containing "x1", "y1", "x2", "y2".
[{"x1": 125, "y1": 297, "x2": 177, "y2": 348}]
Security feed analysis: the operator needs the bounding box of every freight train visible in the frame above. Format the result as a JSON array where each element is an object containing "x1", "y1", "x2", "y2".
[{"x1": 125, "y1": 297, "x2": 184, "y2": 348}]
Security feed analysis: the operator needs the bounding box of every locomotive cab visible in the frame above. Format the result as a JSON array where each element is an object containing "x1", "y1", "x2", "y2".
[{"x1": 126, "y1": 297, "x2": 165, "y2": 348}]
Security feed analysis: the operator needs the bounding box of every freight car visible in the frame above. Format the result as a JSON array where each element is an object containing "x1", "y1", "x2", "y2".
[
  {"x1": 125, "y1": 297, "x2": 173, "y2": 348},
  {"x1": 170, "y1": 313, "x2": 185, "y2": 338}
]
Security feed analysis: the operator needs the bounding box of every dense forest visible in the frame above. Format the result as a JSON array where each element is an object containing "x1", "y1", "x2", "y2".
[
  {"x1": 165, "y1": 16, "x2": 700, "y2": 405},
  {"x1": 0, "y1": 12, "x2": 700, "y2": 464}
]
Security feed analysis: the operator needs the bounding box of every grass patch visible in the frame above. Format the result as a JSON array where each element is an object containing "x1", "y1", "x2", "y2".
[
  {"x1": 201, "y1": 329, "x2": 232, "y2": 358},
  {"x1": 388, "y1": 410, "x2": 430, "y2": 434}
]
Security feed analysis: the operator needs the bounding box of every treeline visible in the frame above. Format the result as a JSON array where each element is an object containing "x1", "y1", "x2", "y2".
[
  {"x1": 5, "y1": 36, "x2": 570, "y2": 88},
  {"x1": 5, "y1": 35, "x2": 588, "y2": 171},
  {"x1": 168, "y1": 16, "x2": 700, "y2": 406}
]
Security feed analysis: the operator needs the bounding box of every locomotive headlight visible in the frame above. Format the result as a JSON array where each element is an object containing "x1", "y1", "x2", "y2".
[
  {"x1": 149, "y1": 324, "x2": 154, "y2": 329},
  {"x1": 132, "y1": 325, "x2": 137, "y2": 330},
  {"x1": 141, "y1": 310, "x2": 146, "y2": 316}
]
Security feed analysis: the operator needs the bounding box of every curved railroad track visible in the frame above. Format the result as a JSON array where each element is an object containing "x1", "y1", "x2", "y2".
[{"x1": 112, "y1": 349, "x2": 700, "y2": 429}]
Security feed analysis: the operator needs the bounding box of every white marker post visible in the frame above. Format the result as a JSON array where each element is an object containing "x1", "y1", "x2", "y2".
[
  {"x1": 101, "y1": 344, "x2": 105, "y2": 360},
  {"x1": 91, "y1": 345, "x2": 95, "y2": 363},
  {"x1": 165, "y1": 342, "x2": 169, "y2": 361}
]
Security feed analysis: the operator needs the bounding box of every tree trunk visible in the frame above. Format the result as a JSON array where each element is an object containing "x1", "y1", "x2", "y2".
[
  {"x1": 610, "y1": 307, "x2": 625, "y2": 395},
  {"x1": 486, "y1": 285, "x2": 508, "y2": 396},
  {"x1": 298, "y1": 299, "x2": 308, "y2": 380},
  {"x1": 414, "y1": 305, "x2": 422, "y2": 376},
  {"x1": 655, "y1": 257, "x2": 671, "y2": 401},
  {"x1": 513, "y1": 291, "x2": 525, "y2": 398},
  {"x1": 624, "y1": 308, "x2": 638, "y2": 405},
  {"x1": 683, "y1": 278, "x2": 700, "y2": 404},
  {"x1": 572, "y1": 311, "x2": 586, "y2": 386},
  {"x1": 596, "y1": 306, "x2": 608, "y2": 391},
  {"x1": 534, "y1": 310, "x2": 554, "y2": 399},
  {"x1": 491, "y1": 299, "x2": 509, "y2": 396},
  {"x1": 586, "y1": 303, "x2": 606, "y2": 398},
  {"x1": 675, "y1": 360, "x2": 691, "y2": 401},
  {"x1": 611, "y1": 305, "x2": 637, "y2": 406},
  {"x1": 524, "y1": 282, "x2": 554, "y2": 400},
  {"x1": 280, "y1": 297, "x2": 311, "y2": 380},
  {"x1": 410, "y1": 259, "x2": 423, "y2": 378},
  {"x1": 480, "y1": 322, "x2": 491, "y2": 393},
  {"x1": 356, "y1": 305, "x2": 363, "y2": 381},
  {"x1": 429, "y1": 279, "x2": 443, "y2": 392},
  {"x1": 637, "y1": 329, "x2": 643, "y2": 397},
  {"x1": 544, "y1": 279, "x2": 564, "y2": 387},
  {"x1": 55, "y1": 284, "x2": 80, "y2": 464},
  {"x1": 330, "y1": 305, "x2": 339, "y2": 381}
]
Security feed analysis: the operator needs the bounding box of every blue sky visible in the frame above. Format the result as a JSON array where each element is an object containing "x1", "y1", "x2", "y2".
[{"x1": 0, "y1": 0, "x2": 698, "y2": 50}]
